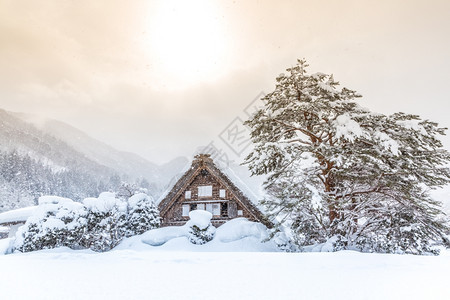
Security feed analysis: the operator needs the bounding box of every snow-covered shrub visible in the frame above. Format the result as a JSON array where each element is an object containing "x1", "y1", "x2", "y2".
[
  {"x1": 354, "y1": 209, "x2": 443, "y2": 255},
  {"x1": 82, "y1": 192, "x2": 127, "y2": 252},
  {"x1": 125, "y1": 193, "x2": 160, "y2": 237},
  {"x1": 290, "y1": 211, "x2": 327, "y2": 247},
  {"x1": 13, "y1": 191, "x2": 162, "y2": 253},
  {"x1": 14, "y1": 196, "x2": 87, "y2": 252},
  {"x1": 271, "y1": 231, "x2": 297, "y2": 252},
  {"x1": 187, "y1": 210, "x2": 216, "y2": 245}
]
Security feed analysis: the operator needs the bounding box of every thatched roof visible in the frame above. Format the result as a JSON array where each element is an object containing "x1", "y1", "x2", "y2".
[{"x1": 158, "y1": 154, "x2": 272, "y2": 227}]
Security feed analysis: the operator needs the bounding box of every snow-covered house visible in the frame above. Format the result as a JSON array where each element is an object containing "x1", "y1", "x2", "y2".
[
  {"x1": 0, "y1": 206, "x2": 36, "y2": 238},
  {"x1": 158, "y1": 154, "x2": 271, "y2": 228}
]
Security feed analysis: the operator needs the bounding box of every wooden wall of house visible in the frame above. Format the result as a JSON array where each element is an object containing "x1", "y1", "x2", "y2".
[{"x1": 161, "y1": 169, "x2": 258, "y2": 227}]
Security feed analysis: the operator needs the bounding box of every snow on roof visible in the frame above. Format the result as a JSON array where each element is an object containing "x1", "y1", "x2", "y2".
[
  {"x1": 158, "y1": 153, "x2": 270, "y2": 221},
  {"x1": 0, "y1": 206, "x2": 37, "y2": 224},
  {"x1": 157, "y1": 159, "x2": 193, "y2": 205},
  {"x1": 159, "y1": 154, "x2": 268, "y2": 208},
  {"x1": 219, "y1": 163, "x2": 267, "y2": 212}
]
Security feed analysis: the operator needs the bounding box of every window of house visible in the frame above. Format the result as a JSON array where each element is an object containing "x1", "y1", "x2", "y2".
[
  {"x1": 219, "y1": 189, "x2": 226, "y2": 198},
  {"x1": 212, "y1": 204, "x2": 221, "y2": 216},
  {"x1": 185, "y1": 191, "x2": 191, "y2": 199},
  {"x1": 198, "y1": 185, "x2": 212, "y2": 197},
  {"x1": 206, "y1": 203, "x2": 213, "y2": 214},
  {"x1": 197, "y1": 203, "x2": 205, "y2": 210},
  {"x1": 182, "y1": 204, "x2": 190, "y2": 217},
  {"x1": 237, "y1": 210, "x2": 243, "y2": 216}
]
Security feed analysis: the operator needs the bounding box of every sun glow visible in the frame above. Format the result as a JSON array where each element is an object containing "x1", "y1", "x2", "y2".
[{"x1": 147, "y1": 0, "x2": 229, "y2": 87}]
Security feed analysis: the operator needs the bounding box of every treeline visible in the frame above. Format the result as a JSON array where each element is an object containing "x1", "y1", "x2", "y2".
[{"x1": 0, "y1": 150, "x2": 149, "y2": 212}]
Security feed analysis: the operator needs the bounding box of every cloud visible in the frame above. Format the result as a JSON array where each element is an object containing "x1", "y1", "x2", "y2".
[{"x1": 0, "y1": 0, "x2": 449, "y2": 162}]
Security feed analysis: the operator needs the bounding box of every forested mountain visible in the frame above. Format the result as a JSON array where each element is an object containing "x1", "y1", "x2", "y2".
[
  {"x1": 13, "y1": 112, "x2": 164, "y2": 182},
  {"x1": 0, "y1": 109, "x2": 188, "y2": 212}
]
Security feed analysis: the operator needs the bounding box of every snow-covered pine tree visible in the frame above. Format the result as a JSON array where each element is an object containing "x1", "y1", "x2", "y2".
[
  {"x1": 244, "y1": 59, "x2": 450, "y2": 254},
  {"x1": 125, "y1": 193, "x2": 160, "y2": 237}
]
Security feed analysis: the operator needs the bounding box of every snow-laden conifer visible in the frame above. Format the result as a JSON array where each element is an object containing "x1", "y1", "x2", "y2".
[
  {"x1": 187, "y1": 210, "x2": 216, "y2": 245},
  {"x1": 82, "y1": 192, "x2": 127, "y2": 252},
  {"x1": 245, "y1": 59, "x2": 450, "y2": 254},
  {"x1": 125, "y1": 193, "x2": 160, "y2": 237}
]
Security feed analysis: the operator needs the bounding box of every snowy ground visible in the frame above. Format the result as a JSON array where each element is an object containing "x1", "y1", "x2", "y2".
[
  {"x1": 1, "y1": 199, "x2": 449, "y2": 299},
  {"x1": 0, "y1": 244, "x2": 449, "y2": 300}
]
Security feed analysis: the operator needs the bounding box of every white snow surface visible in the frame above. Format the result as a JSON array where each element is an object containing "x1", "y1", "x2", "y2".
[
  {"x1": 373, "y1": 130, "x2": 400, "y2": 155},
  {"x1": 186, "y1": 210, "x2": 212, "y2": 229},
  {"x1": 215, "y1": 218, "x2": 269, "y2": 243},
  {"x1": 333, "y1": 113, "x2": 364, "y2": 142},
  {"x1": 0, "y1": 241, "x2": 449, "y2": 300},
  {"x1": 118, "y1": 217, "x2": 275, "y2": 252},
  {"x1": 38, "y1": 195, "x2": 73, "y2": 206},
  {"x1": 127, "y1": 192, "x2": 153, "y2": 208},
  {"x1": 0, "y1": 206, "x2": 37, "y2": 224},
  {"x1": 1, "y1": 210, "x2": 450, "y2": 299},
  {"x1": 83, "y1": 192, "x2": 126, "y2": 213},
  {"x1": 35, "y1": 196, "x2": 84, "y2": 217}
]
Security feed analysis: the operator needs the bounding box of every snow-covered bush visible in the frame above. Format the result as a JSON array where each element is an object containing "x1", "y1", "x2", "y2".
[
  {"x1": 186, "y1": 210, "x2": 216, "y2": 245},
  {"x1": 13, "y1": 192, "x2": 163, "y2": 253},
  {"x1": 354, "y1": 208, "x2": 444, "y2": 255},
  {"x1": 271, "y1": 230, "x2": 297, "y2": 252},
  {"x1": 82, "y1": 192, "x2": 127, "y2": 252},
  {"x1": 125, "y1": 193, "x2": 160, "y2": 237},
  {"x1": 14, "y1": 196, "x2": 87, "y2": 252}
]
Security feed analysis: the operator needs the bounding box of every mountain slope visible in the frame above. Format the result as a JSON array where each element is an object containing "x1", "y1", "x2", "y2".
[
  {"x1": 0, "y1": 109, "x2": 112, "y2": 178},
  {"x1": 14, "y1": 112, "x2": 190, "y2": 196},
  {"x1": 0, "y1": 109, "x2": 189, "y2": 203},
  {"x1": 14, "y1": 112, "x2": 161, "y2": 181}
]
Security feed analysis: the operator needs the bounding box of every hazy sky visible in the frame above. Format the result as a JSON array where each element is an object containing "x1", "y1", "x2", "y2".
[{"x1": 1, "y1": 0, "x2": 449, "y2": 164}]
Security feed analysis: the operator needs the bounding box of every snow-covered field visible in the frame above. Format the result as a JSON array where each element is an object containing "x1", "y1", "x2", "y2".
[
  {"x1": 1, "y1": 195, "x2": 449, "y2": 299},
  {"x1": 1, "y1": 240, "x2": 449, "y2": 300}
]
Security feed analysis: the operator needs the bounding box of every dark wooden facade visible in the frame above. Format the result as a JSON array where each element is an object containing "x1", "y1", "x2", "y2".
[{"x1": 158, "y1": 154, "x2": 271, "y2": 228}]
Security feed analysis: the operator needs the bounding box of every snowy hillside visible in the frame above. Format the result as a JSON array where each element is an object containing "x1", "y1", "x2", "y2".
[
  {"x1": 15, "y1": 112, "x2": 160, "y2": 181},
  {"x1": 0, "y1": 109, "x2": 112, "y2": 177},
  {"x1": 14, "y1": 111, "x2": 190, "y2": 187},
  {"x1": 0, "y1": 109, "x2": 189, "y2": 210}
]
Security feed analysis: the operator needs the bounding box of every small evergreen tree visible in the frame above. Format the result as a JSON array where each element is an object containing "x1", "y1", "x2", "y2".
[
  {"x1": 125, "y1": 193, "x2": 160, "y2": 237},
  {"x1": 188, "y1": 225, "x2": 215, "y2": 245},
  {"x1": 245, "y1": 59, "x2": 450, "y2": 254},
  {"x1": 187, "y1": 210, "x2": 216, "y2": 245},
  {"x1": 81, "y1": 193, "x2": 127, "y2": 252}
]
